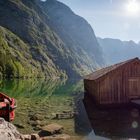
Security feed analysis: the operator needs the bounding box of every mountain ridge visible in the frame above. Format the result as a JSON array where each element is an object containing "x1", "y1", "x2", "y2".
[
  {"x1": 0, "y1": 0, "x2": 105, "y2": 79},
  {"x1": 98, "y1": 37, "x2": 140, "y2": 65}
]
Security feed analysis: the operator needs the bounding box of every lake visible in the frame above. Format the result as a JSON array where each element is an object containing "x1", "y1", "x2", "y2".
[
  {"x1": 0, "y1": 79, "x2": 84, "y2": 135},
  {"x1": 1, "y1": 79, "x2": 140, "y2": 140}
]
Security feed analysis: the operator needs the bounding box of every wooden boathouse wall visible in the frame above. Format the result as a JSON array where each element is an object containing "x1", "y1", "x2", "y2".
[{"x1": 84, "y1": 58, "x2": 140, "y2": 104}]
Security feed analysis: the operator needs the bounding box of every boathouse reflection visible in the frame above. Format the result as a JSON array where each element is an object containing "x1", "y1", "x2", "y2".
[{"x1": 82, "y1": 94, "x2": 140, "y2": 139}]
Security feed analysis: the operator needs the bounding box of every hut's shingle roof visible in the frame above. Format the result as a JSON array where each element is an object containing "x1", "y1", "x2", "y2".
[{"x1": 84, "y1": 57, "x2": 139, "y2": 80}]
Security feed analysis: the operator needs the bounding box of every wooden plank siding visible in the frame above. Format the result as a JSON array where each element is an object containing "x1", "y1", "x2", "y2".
[
  {"x1": 84, "y1": 80, "x2": 98, "y2": 102},
  {"x1": 84, "y1": 58, "x2": 140, "y2": 105}
]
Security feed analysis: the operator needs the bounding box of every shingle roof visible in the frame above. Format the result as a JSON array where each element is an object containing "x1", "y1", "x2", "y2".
[{"x1": 84, "y1": 57, "x2": 139, "y2": 80}]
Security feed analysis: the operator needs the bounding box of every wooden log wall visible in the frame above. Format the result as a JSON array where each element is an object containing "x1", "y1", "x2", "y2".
[{"x1": 84, "y1": 59, "x2": 140, "y2": 104}]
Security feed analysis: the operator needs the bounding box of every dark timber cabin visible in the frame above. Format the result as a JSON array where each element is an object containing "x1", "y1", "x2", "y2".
[{"x1": 84, "y1": 57, "x2": 140, "y2": 105}]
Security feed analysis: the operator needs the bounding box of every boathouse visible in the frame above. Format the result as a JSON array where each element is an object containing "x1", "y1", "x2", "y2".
[{"x1": 84, "y1": 58, "x2": 140, "y2": 105}]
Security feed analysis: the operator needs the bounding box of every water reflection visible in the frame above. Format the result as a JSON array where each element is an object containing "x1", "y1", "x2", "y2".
[
  {"x1": 0, "y1": 79, "x2": 83, "y2": 135},
  {"x1": 74, "y1": 93, "x2": 92, "y2": 135},
  {"x1": 0, "y1": 79, "x2": 67, "y2": 98},
  {"x1": 84, "y1": 95, "x2": 140, "y2": 139},
  {"x1": 1, "y1": 79, "x2": 139, "y2": 139},
  {"x1": 74, "y1": 96, "x2": 111, "y2": 140}
]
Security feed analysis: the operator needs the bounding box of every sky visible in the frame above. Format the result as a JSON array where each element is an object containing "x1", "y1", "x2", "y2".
[{"x1": 56, "y1": 0, "x2": 140, "y2": 42}]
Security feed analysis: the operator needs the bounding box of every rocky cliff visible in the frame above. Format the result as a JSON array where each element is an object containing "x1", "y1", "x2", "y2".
[
  {"x1": 0, "y1": 0, "x2": 104, "y2": 79},
  {"x1": 40, "y1": 0, "x2": 105, "y2": 76}
]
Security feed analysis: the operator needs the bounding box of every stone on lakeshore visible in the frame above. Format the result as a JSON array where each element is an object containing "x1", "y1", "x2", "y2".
[
  {"x1": 41, "y1": 134, "x2": 71, "y2": 140},
  {"x1": 31, "y1": 134, "x2": 40, "y2": 140},
  {"x1": 22, "y1": 135, "x2": 31, "y2": 140},
  {"x1": 0, "y1": 117, "x2": 22, "y2": 140},
  {"x1": 39, "y1": 124, "x2": 63, "y2": 137}
]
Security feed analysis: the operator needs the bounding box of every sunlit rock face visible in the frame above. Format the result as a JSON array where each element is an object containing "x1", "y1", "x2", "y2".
[
  {"x1": 39, "y1": 0, "x2": 105, "y2": 75},
  {"x1": 0, "y1": 0, "x2": 105, "y2": 79}
]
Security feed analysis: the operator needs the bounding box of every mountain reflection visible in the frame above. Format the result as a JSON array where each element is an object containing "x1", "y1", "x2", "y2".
[
  {"x1": 0, "y1": 79, "x2": 83, "y2": 135},
  {"x1": 0, "y1": 79, "x2": 67, "y2": 98}
]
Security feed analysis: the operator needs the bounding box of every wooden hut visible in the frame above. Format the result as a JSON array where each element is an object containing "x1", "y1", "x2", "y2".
[{"x1": 84, "y1": 57, "x2": 140, "y2": 105}]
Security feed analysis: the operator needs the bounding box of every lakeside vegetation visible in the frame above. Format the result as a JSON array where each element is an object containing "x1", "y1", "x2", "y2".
[{"x1": 0, "y1": 0, "x2": 104, "y2": 79}]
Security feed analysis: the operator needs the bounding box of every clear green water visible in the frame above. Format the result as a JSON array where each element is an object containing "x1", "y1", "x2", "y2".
[
  {"x1": 0, "y1": 79, "x2": 84, "y2": 136},
  {"x1": 1, "y1": 79, "x2": 139, "y2": 139}
]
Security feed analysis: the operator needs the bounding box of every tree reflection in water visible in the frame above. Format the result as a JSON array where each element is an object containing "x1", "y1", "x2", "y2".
[{"x1": 0, "y1": 79, "x2": 83, "y2": 135}]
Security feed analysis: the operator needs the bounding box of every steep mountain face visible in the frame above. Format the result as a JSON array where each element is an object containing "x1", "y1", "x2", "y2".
[
  {"x1": 0, "y1": 0, "x2": 66, "y2": 78},
  {"x1": 0, "y1": 26, "x2": 63, "y2": 79},
  {"x1": 98, "y1": 37, "x2": 140, "y2": 65},
  {"x1": 40, "y1": 0, "x2": 104, "y2": 69},
  {"x1": 0, "y1": 0, "x2": 104, "y2": 79}
]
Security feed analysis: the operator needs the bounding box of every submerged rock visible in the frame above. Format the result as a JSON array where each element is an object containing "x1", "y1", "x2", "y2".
[
  {"x1": 39, "y1": 123, "x2": 64, "y2": 137},
  {"x1": 0, "y1": 118, "x2": 75, "y2": 140},
  {"x1": 29, "y1": 114, "x2": 44, "y2": 121},
  {"x1": 53, "y1": 111, "x2": 75, "y2": 120}
]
